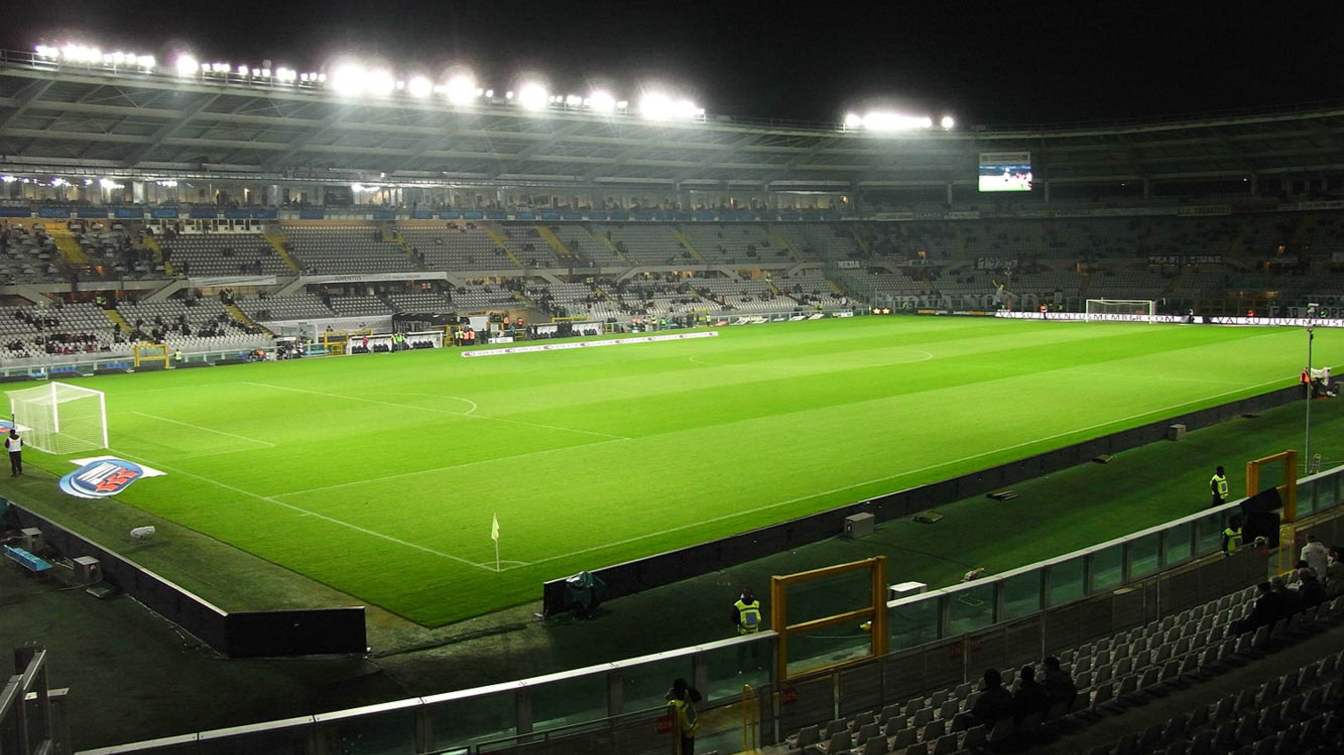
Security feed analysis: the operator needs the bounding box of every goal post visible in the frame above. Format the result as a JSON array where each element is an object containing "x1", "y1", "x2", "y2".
[
  {"x1": 7, "y1": 382, "x2": 109, "y2": 454},
  {"x1": 1085, "y1": 298, "x2": 1156, "y2": 323}
]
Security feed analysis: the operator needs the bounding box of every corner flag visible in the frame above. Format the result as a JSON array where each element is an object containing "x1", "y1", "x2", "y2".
[{"x1": 491, "y1": 513, "x2": 500, "y2": 572}]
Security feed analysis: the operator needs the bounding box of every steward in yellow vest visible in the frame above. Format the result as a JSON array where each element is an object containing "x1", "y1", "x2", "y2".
[{"x1": 1210, "y1": 466, "x2": 1230, "y2": 507}]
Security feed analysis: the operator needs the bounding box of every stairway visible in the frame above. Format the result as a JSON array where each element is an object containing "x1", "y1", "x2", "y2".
[
  {"x1": 387, "y1": 227, "x2": 426, "y2": 269},
  {"x1": 142, "y1": 235, "x2": 175, "y2": 276},
  {"x1": 672, "y1": 227, "x2": 707, "y2": 263},
  {"x1": 262, "y1": 228, "x2": 302, "y2": 272},
  {"x1": 45, "y1": 227, "x2": 92, "y2": 265},
  {"x1": 536, "y1": 225, "x2": 577, "y2": 263},
  {"x1": 590, "y1": 226, "x2": 630, "y2": 264},
  {"x1": 226, "y1": 303, "x2": 272, "y2": 336},
  {"x1": 102, "y1": 307, "x2": 132, "y2": 335},
  {"x1": 482, "y1": 224, "x2": 525, "y2": 267},
  {"x1": 766, "y1": 229, "x2": 802, "y2": 261}
]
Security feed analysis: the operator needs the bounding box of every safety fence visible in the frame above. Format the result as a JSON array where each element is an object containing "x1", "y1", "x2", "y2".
[
  {"x1": 543, "y1": 382, "x2": 1305, "y2": 616},
  {"x1": 1, "y1": 646, "x2": 70, "y2": 755},
  {"x1": 78, "y1": 462, "x2": 1344, "y2": 754},
  {"x1": 7, "y1": 503, "x2": 367, "y2": 658},
  {"x1": 0, "y1": 346, "x2": 272, "y2": 380}
]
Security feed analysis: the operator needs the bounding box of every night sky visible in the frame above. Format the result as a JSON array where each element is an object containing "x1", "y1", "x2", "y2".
[{"x1": 2, "y1": 0, "x2": 1339, "y2": 128}]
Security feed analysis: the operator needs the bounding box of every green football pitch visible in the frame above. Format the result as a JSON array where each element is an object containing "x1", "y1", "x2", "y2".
[{"x1": 5, "y1": 317, "x2": 1338, "y2": 626}]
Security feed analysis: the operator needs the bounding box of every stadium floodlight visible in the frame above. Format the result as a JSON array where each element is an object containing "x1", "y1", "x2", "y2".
[
  {"x1": 444, "y1": 74, "x2": 478, "y2": 106},
  {"x1": 50, "y1": 178, "x2": 69, "y2": 187},
  {"x1": 61, "y1": 44, "x2": 102, "y2": 64},
  {"x1": 275, "y1": 67, "x2": 297, "y2": 83},
  {"x1": 0, "y1": 175, "x2": 15, "y2": 183},
  {"x1": 517, "y1": 82, "x2": 549, "y2": 111},
  {"x1": 860, "y1": 111, "x2": 934, "y2": 132},
  {"x1": 940, "y1": 115, "x2": 955, "y2": 130},
  {"x1": 565, "y1": 94, "x2": 583, "y2": 107},
  {"x1": 174, "y1": 55, "x2": 199, "y2": 77},
  {"x1": 330, "y1": 64, "x2": 369, "y2": 96},
  {"x1": 236, "y1": 64, "x2": 249, "y2": 76},
  {"x1": 588, "y1": 90, "x2": 617, "y2": 114},
  {"x1": 843, "y1": 112, "x2": 864, "y2": 129},
  {"x1": 407, "y1": 75, "x2": 433, "y2": 98},
  {"x1": 484, "y1": 89, "x2": 494, "y2": 98},
  {"x1": 98, "y1": 178, "x2": 124, "y2": 190},
  {"x1": 34, "y1": 45, "x2": 59, "y2": 60},
  {"x1": 639, "y1": 91, "x2": 703, "y2": 121}
]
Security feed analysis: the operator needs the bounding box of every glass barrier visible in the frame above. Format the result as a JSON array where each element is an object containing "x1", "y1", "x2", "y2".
[
  {"x1": 1127, "y1": 533, "x2": 1161, "y2": 580},
  {"x1": 1046, "y1": 556, "x2": 1086, "y2": 606},
  {"x1": 88, "y1": 463, "x2": 1344, "y2": 754},
  {"x1": 1194, "y1": 511, "x2": 1226, "y2": 556},
  {"x1": 889, "y1": 595, "x2": 940, "y2": 651},
  {"x1": 620, "y1": 656, "x2": 694, "y2": 715},
  {"x1": 424, "y1": 690, "x2": 517, "y2": 753},
  {"x1": 945, "y1": 583, "x2": 995, "y2": 636},
  {"x1": 784, "y1": 567, "x2": 874, "y2": 627},
  {"x1": 785, "y1": 625, "x2": 872, "y2": 678},
  {"x1": 1163, "y1": 522, "x2": 1193, "y2": 566},
  {"x1": 1089, "y1": 544, "x2": 1124, "y2": 591},
  {"x1": 700, "y1": 637, "x2": 771, "y2": 702},
  {"x1": 197, "y1": 719, "x2": 314, "y2": 755},
  {"x1": 527, "y1": 671, "x2": 609, "y2": 733},
  {"x1": 1000, "y1": 570, "x2": 1043, "y2": 620},
  {"x1": 315, "y1": 703, "x2": 419, "y2": 755}
]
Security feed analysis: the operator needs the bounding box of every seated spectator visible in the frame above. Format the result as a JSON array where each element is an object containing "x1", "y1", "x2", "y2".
[
  {"x1": 964, "y1": 668, "x2": 1014, "y2": 727},
  {"x1": 1271, "y1": 576, "x2": 1301, "y2": 617},
  {"x1": 1041, "y1": 656, "x2": 1077, "y2": 710},
  {"x1": 1302, "y1": 534, "x2": 1330, "y2": 581},
  {"x1": 1327, "y1": 547, "x2": 1344, "y2": 597},
  {"x1": 1013, "y1": 665, "x2": 1050, "y2": 723},
  {"x1": 1297, "y1": 570, "x2": 1326, "y2": 608},
  {"x1": 1231, "y1": 582, "x2": 1281, "y2": 634}
]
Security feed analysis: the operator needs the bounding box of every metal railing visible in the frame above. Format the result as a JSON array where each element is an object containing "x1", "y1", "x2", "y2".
[
  {"x1": 82, "y1": 463, "x2": 1344, "y2": 754},
  {"x1": 2, "y1": 646, "x2": 69, "y2": 755}
]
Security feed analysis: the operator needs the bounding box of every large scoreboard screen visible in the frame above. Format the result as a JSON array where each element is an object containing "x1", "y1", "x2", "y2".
[{"x1": 978, "y1": 151, "x2": 1033, "y2": 192}]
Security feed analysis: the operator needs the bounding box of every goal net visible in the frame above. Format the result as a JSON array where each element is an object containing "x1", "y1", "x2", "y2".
[
  {"x1": 7, "y1": 382, "x2": 109, "y2": 455},
  {"x1": 1085, "y1": 298, "x2": 1156, "y2": 323}
]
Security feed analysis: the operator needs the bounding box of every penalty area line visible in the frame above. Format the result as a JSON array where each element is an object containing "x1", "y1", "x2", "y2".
[
  {"x1": 242, "y1": 381, "x2": 627, "y2": 440},
  {"x1": 107, "y1": 448, "x2": 509, "y2": 573},
  {"x1": 127, "y1": 411, "x2": 276, "y2": 448}
]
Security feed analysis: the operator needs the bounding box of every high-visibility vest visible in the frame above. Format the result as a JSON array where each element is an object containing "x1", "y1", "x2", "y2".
[
  {"x1": 735, "y1": 599, "x2": 761, "y2": 634},
  {"x1": 1212, "y1": 474, "x2": 1229, "y2": 500},
  {"x1": 1223, "y1": 527, "x2": 1243, "y2": 553}
]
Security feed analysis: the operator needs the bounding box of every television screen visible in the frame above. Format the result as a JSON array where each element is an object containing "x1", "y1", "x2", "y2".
[{"x1": 979, "y1": 151, "x2": 1033, "y2": 192}]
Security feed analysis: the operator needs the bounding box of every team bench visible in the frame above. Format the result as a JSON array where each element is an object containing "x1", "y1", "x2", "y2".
[{"x1": 2, "y1": 544, "x2": 53, "y2": 574}]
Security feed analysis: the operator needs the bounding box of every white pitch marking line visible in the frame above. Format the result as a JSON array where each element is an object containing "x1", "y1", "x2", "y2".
[
  {"x1": 274, "y1": 436, "x2": 629, "y2": 499},
  {"x1": 511, "y1": 374, "x2": 1296, "y2": 571},
  {"x1": 128, "y1": 411, "x2": 276, "y2": 448},
  {"x1": 242, "y1": 381, "x2": 626, "y2": 440},
  {"x1": 107, "y1": 448, "x2": 505, "y2": 572}
]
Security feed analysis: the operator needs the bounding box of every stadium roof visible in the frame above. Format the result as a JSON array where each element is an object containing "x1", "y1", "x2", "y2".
[{"x1": 3, "y1": 51, "x2": 1344, "y2": 192}]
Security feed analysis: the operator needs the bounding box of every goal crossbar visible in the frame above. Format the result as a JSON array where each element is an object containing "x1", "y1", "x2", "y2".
[
  {"x1": 1085, "y1": 298, "x2": 1157, "y2": 323},
  {"x1": 7, "y1": 381, "x2": 109, "y2": 454}
]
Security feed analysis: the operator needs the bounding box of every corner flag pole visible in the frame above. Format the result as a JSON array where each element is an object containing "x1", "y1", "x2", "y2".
[{"x1": 491, "y1": 513, "x2": 501, "y2": 573}]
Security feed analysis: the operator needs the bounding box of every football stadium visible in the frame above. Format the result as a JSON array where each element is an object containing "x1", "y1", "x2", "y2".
[{"x1": 3, "y1": 10, "x2": 1344, "y2": 755}]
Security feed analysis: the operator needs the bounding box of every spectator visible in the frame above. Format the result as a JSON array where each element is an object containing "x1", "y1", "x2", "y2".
[
  {"x1": 1302, "y1": 534, "x2": 1330, "y2": 581},
  {"x1": 1271, "y1": 576, "x2": 1301, "y2": 617},
  {"x1": 1327, "y1": 548, "x2": 1344, "y2": 597},
  {"x1": 1041, "y1": 656, "x2": 1077, "y2": 710},
  {"x1": 1297, "y1": 570, "x2": 1326, "y2": 608},
  {"x1": 1013, "y1": 665, "x2": 1050, "y2": 723},
  {"x1": 1231, "y1": 582, "x2": 1281, "y2": 634},
  {"x1": 965, "y1": 668, "x2": 1014, "y2": 726}
]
